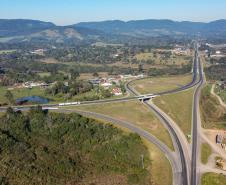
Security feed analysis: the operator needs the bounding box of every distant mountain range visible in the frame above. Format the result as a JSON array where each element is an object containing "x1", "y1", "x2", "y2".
[{"x1": 0, "y1": 19, "x2": 226, "y2": 43}]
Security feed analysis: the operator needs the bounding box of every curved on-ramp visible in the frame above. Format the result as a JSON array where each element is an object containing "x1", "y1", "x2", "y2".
[{"x1": 58, "y1": 108, "x2": 182, "y2": 185}]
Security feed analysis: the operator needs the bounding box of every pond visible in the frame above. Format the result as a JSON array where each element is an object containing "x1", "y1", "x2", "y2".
[{"x1": 16, "y1": 96, "x2": 49, "y2": 105}]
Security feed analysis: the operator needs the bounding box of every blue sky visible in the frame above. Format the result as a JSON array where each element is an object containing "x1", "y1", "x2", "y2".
[{"x1": 1, "y1": 0, "x2": 226, "y2": 25}]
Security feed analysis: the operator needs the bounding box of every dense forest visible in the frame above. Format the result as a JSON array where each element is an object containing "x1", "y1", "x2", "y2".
[
  {"x1": 0, "y1": 107, "x2": 151, "y2": 185},
  {"x1": 205, "y1": 65, "x2": 226, "y2": 81}
]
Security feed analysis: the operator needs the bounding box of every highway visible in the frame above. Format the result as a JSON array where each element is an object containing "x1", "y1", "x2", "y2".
[
  {"x1": 125, "y1": 43, "x2": 201, "y2": 185},
  {"x1": 191, "y1": 47, "x2": 204, "y2": 185},
  {"x1": 0, "y1": 46, "x2": 199, "y2": 112},
  {"x1": 0, "y1": 43, "x2": 203, "y2": 185}
]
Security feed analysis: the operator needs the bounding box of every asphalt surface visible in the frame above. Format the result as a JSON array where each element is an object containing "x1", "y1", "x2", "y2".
[
  {"x1": 191, "y1": 49, "x2": 204, "y2": 185},
  {"x1": 56, "y1": 108, "x2": 181, "y2": 183},
  {"x1": 125, "y1": 44, "x2": 201, "y2": 185},
  {"x1": 0, "y1": 47, "x2": 199, "y2": 112},
  {"x1": 0, "y1": 44, "x2": 203, "y2": 185}
]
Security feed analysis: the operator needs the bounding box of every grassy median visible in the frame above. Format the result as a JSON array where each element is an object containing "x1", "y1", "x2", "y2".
[
  {"x1": 201, "y1": 143, "x2": 212, "y2": 164},
  {"x1": 153, "y1": 88, "x2": 194, "y2": 140},
  {"x1": 69, "y1": 100, "x2": 174, "y2": 151},
  {"x1": 129, "y1": 74, "x2": 192, "y2": 94}
]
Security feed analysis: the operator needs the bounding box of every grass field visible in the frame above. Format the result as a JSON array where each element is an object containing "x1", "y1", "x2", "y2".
[
  {"x1": 0, "y1": 112, "x2": 4, "y2": 118},
  {"x1": 153, "y1": 88, "x2": 194, "y2": 140},
  {"x1": 0, "y1": 86, "x2": 50, "y2": 104},
  {"x1": 201, "y1": 143, "x2": 212, "y2": 164},
  {"x1": 135, "y1": 52, "x2": 192, "y2": 66},
  {"x1": 0, "y1": 85, "x2": 126, "y2": 106},
  {"x1": 0, "y1": 86, "x2": 89, "y2": 104},
  {"x1": 201, "y1": 173, "x2": 226, "y2": 185},
  {"x1": 143, "y1": 139, "x2": 172, "y2": 185},
  {"x1": 130, "y1": 74, "x2": 192, "y2": 94},
  {"x1": 70, "y1": 101, "x2": 174, "y2": 151},
  {"x1": 0, "y1": 49, "x2": 16, "y2": 54},
  {"x1": 37, "y1": 72, "x2": 51, "y2": 77},
  {"x1": 79, "y1": 72, "x2": 109, "y2": 80}
]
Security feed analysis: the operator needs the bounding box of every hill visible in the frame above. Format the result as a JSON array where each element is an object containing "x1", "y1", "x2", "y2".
[
  {"x1": 0, "y1": 19, "x2": 55, "y2": 37},
  {"x1": 0, "y1": 19, "x2": 105, "y2": 44},
  {"x1": 0, "y1": 19, "x2": 226, "y2": 44},
  {"x1": 75, "y1": 19, "x2": 226, "y2": 38}
]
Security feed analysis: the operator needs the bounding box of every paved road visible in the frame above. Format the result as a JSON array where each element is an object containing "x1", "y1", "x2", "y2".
[
  {"x1": 126, "y1": 43, "x2": 201, "y2": 185},
  {"x1": 191, "y1": 47, "x2": 204, "y2": 185},
  {"x1": 57, "y1": 108, "x2": 182, "y2": 185},
  {"x1": 0, "y1": 48, "x2": 199, "y2": 112},
  {"x1": 0, "y1": 43, "x2": 202, "y2": 185}
]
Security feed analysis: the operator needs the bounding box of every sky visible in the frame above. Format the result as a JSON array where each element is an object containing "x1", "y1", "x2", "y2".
[{"x1": 0, "y1": 0, "x2": 226, "y2": 25}]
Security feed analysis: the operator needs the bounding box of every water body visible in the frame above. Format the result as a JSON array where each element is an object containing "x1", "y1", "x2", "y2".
[{"x1": 16, "y1": 96, "x2": 49, "y2": 105}]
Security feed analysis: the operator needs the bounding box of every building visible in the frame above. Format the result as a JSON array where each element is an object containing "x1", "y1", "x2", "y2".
[
  {"x1": 89, "y1": 78, "x2": 101, "y2": 86},
  {"x1": 111, "y1": 87, "x2": 122, "y2": 96},
  {"x1": 23, "y1": 81, "x2": 48, "y2": 88},
  {"x1": 216, "y1": 134, "x2": 223, "y2": 144},
  {"x1": 100, "y1": 82, "x2": 112, "y2": 88}
]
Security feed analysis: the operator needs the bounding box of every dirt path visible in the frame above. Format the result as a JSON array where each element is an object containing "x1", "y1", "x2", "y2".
[{"x1": 211, "y1": 84, "x2": 226, "y2": 109}]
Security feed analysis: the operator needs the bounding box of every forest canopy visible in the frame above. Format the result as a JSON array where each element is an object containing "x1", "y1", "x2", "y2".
[{"x1": 0, "y1": 107, "x2": 151, "y2": 185}]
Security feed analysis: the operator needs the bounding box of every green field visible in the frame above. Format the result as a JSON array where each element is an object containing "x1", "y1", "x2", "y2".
[
  {"x1": 202, "y1": 173, "x2": 226, "y2": 185},
  {"x1": 153, "y1": 88, "x2": 194, "y2": 140},
  {"x1": 70, "y1": 101, "x2": 174, "y2": 151},
  {"x1": 129, "y1": 74, "x2": 192, "y2": 94},
  {"x1": 0, "y1": 86, "x2": 48, "y2": 104},
  {"x1": 0, "y1": 112, "x2": 4, "y2": 118},
  {"x1": 37, "y1": 72, "x2": 51, "y2": 78},
  {"x1": 0, "y1": 86, "x2": 64, "y2": 104},
  {"x1": 0, "y1": 85, "x2": 124, "y2": 105},
  {"x1": 201, "y1": 143, "x2": 212, "y2": 164},
  {"x1": 135, "y1": 52, "x2": 192, "y2": 66},
  {"x1": 0, "y1": 49, "x2": 16, "y2": 54}
]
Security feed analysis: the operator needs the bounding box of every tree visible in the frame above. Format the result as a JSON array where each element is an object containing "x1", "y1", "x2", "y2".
[
  {"x1": 93, "y1": 72, "x2": 99, "y2": 78},
  {"x1": 138, "y1": 63, "x2": 144, "y2": 73},
  {"x1": 70, "y1": 69, "x2": 80, "y2": 80},
  {"x1": 5, "y1": 90, "x2": 14, "y2": 105}
]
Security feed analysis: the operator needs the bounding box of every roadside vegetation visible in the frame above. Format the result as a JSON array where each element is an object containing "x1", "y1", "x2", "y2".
[
  {"x1": 201, "y1": 143, "x2": 212, "y2": 164},
  {"x1": 0, "y1": 107, "x2": 151, "y2": 185},
  {"x1": 153, "y1": 88, "x2": 194, "y2": 140},
  {"x1": 200, "y1": 85, "x2": 226, "y2": 129},
  {"x1": 215, "y1": 85, "x2": 226, "y2": 103},
  {"x1": 201, "y1": 173, "x2": 226, "y2": 185},
  {"x1": 72, "y1": 100, "x2": 174, "y2": 150},
  {"x1": 143, "y1": 140, "x2": 172, "y2": 185}
]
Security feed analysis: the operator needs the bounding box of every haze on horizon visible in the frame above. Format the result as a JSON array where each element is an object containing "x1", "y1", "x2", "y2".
[{"x1": 1, "y1": 0, "x2": 226, "y2": 25}]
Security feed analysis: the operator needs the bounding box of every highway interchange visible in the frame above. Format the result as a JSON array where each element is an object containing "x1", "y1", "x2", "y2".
[{"x1": 0, "y1": 43, "x2": 218, "y2": 185}]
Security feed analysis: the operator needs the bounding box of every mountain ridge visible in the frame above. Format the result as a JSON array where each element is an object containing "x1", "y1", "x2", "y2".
[{"x1": 0, "y1": 18, "x2": 226, "y2": 43}]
